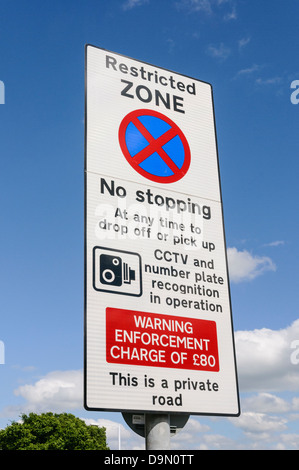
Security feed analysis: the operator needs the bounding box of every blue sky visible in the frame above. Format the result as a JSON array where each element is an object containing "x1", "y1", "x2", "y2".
[{"x1": 1, "y1": 0, "x2": 299, "y2": 450}]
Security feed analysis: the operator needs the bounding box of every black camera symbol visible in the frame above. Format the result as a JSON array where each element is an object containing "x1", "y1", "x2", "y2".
[{"x1": 99, "y1": 254, "x2": 136, "y2": 287}]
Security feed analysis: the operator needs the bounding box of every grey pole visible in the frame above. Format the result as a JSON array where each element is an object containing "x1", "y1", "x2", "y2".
[{"x1": 145, "y1": 414, "x2": 171, "y2": 450}]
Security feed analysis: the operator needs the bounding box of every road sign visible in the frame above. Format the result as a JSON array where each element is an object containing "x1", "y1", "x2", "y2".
[
  {"x1": 84, "y1": 45, "x2": 240, "y2": 417},
  {"x1": 119, "y1": 109, "x2": 191, "y2": 183}
]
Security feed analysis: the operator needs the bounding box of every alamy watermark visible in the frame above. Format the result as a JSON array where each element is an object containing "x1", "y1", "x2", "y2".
[
  {"x1": 0, "y1": 80, "x2": 5, "y2": 104},
  {"x1": 290, "y1": 80, "x2": 299, "y2": 104},
  {"x1": 290, "y1": 340, "x2": 299, "y2": 365},
  {"x1": 0, "y1": 340, "x2": 4, "y2": 365}
]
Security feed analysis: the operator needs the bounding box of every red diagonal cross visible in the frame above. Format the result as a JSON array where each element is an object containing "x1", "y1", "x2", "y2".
[{"x1": 130, "y1": 117, "x2": 180, "y2": 174}]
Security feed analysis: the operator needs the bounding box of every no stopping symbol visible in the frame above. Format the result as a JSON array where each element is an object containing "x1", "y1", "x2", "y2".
[{"x1": 119, "y1": 109, "x2": 191, "y2": 183}]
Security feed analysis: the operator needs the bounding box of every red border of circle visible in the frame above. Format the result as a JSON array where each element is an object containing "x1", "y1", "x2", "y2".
[{"x1": 118, "y1": 109, "x2": 191, "y2": 184}]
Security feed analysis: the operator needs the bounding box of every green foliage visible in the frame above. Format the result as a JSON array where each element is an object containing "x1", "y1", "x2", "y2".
[{"x1": 0, "y1": 412, "x2": 109, "y2": 450}]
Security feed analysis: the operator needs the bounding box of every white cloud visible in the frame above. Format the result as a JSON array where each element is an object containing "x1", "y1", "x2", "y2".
[
  {"x1": 122, "y1": 0, "x2": 149, "y2": 10},
  {"x1": 12, "y1": 370, "x2": 83, "y2": 414},
  {"x1": 238, "y1": 37, "x2": 251, "y2": 50},
  {"x1": 202, "y1": 432, "x2": 235, "y2": 448},
  {"x1": 233, "y1": 64, "x2": 260, "y2": 81},
  {"x1": 231, "y1": 411, "x2": 287, "y2": 435},
  {"x1": 256, "y1": 77, "x2": 282, "y2": 85},
  {"x1": 263, "y1": 240, "x2": 285, "y2": 247},
  {"x1": 236, "y1": 64, "x2": 260, "y2": 76},
  {"x1": 83, "y1": 418, "x2": 143, "y2": 450},
  {"x1": 166, "y1": 38, "x2": 176, "y2": 54},
  {"x1": 176, "y1": 0, "x2": 213, "y2": 14},
  {"x1": 235, "y1": 319, "x2": 299, "y2": 392},
  {"x1": 206, "y1": 42, "x2": 231, "y2": 61},
  {"x1": 171, "y1": 417, "x2": 210, "y2": 448},
  {"x1": 176, "y1": 0, "x2": 237, "y2": 19},
  {"x1": 292, "y1": 398, "x2": 299, "y2": 411},
  {"x1": 242, "y1": 393, "x2": 291, "y2": 414},
  {"x1": 279, "y1": 433, "x2": 299, "y2": 449},
  {"x1": 224, "y1": 5, "x2": 237, "y2": 21},
  {"x1": 227, "y1": 246, "x2": 276, "y2": 283}
]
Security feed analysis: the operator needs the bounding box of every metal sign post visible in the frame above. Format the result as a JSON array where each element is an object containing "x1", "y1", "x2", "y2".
[
  {"x1": 122, "y1": 412, "x2": 189, "y2": 448},
  {"x1": 84, "y1": 45, "x2": 240, "y2": 436},
  {"x1": 145, "y1": 414, "x2": 170, "y2": 450}
]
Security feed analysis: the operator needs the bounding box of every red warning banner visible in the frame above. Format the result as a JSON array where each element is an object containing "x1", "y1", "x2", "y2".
[{"x1": 106, "y1": 308, "x2": 219, "y2": 371}]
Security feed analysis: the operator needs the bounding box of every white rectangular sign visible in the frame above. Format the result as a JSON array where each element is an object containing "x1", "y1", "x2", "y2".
[{"x1": 84, "y1": 45, "x2": 240, "y2": 416}]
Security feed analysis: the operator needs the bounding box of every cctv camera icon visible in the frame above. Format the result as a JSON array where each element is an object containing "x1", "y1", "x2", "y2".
[
  {"x1": 99, "y1": 254, "x2": 136, "y2": 286},
  {"x1": 100, "y1": 254, "x2": 122, "y2": 286},
  {"x1": 93, "y1": 247, "x2": 142, "y2": 297}
]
